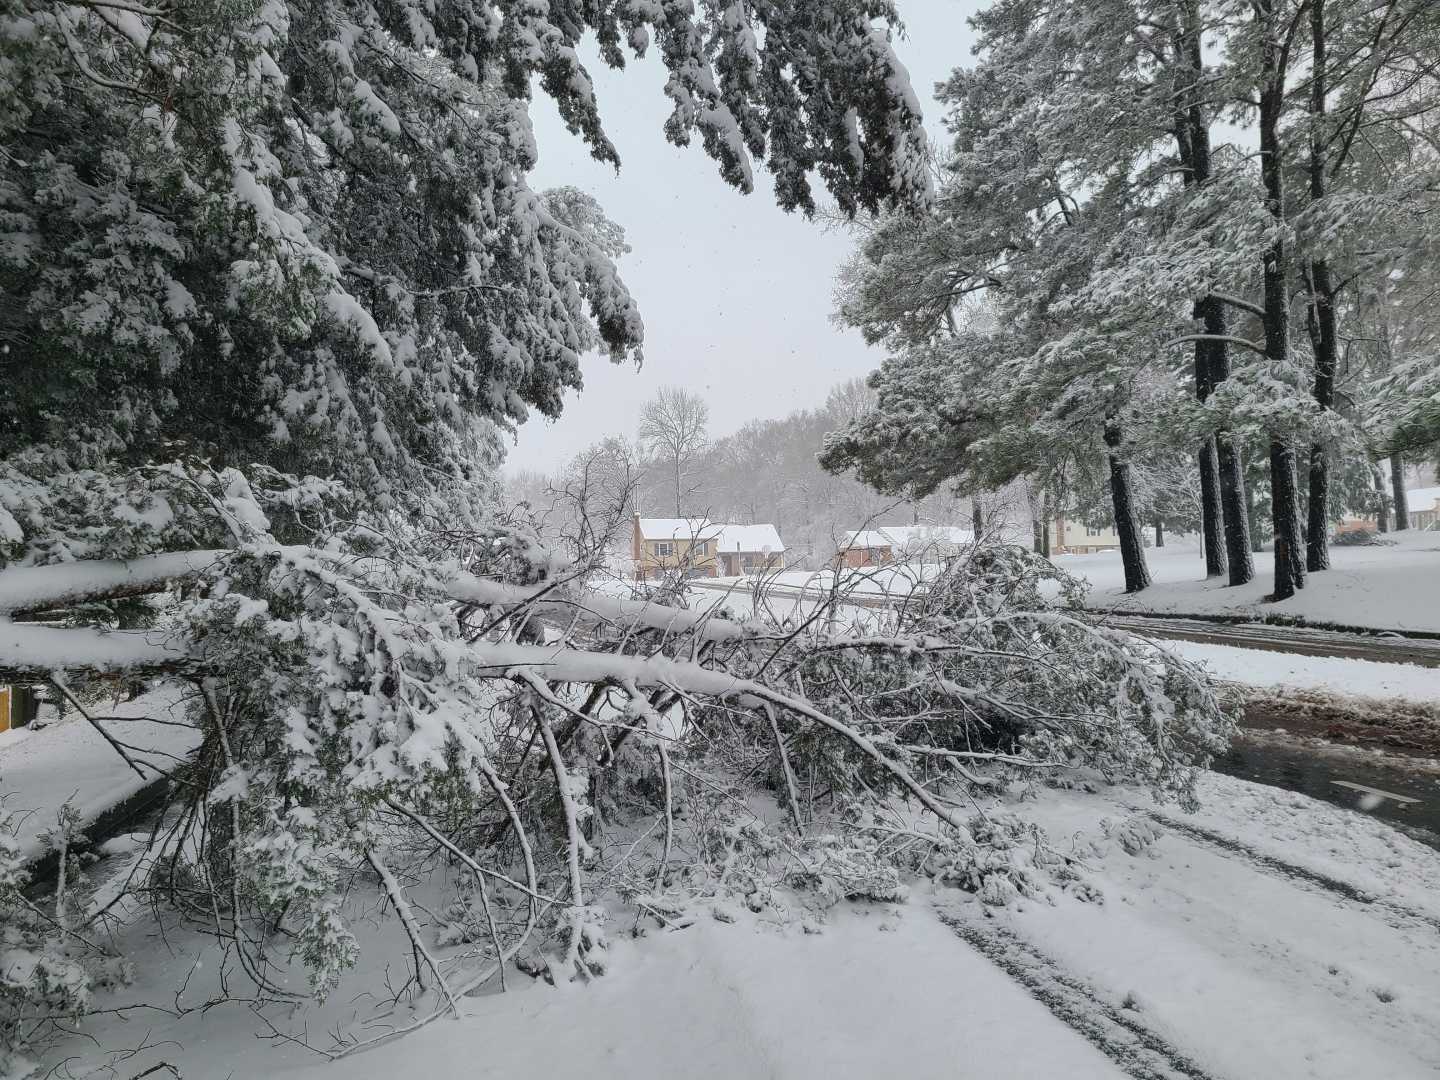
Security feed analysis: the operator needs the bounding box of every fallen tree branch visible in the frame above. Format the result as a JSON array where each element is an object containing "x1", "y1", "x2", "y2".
[
  {"x1": 0, "y1": 550, "x2": 228, "y2": 616},
  {"x1": 532, "y1": 704, "x2": 594, "y2": 981},
  {"x1": 365, "y1": 849, "x2": 461, "y2": 1018},
  {"x1": 51, "y1": 678, "x2": 153, "y2": 781},
  {"x1": 0, "y1": 621, "x2": 198, "y2": 681},
  {"x1": 445, "y1": 570, "x2": 770, "y2": 644}
]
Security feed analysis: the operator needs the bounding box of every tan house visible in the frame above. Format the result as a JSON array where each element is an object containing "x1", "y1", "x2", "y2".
[
  {"x1": 632, "y1": 517, "x2": 718, "y2": 580},
  {"x1": 1053, "y1": 515, "x2": 1121, "y2": 555},
  {"x1": 632, "y1": 517, "x2": 787, "y2": 581},
  {"x1": 1408, "y1": 486, "x2": 1440, "y2": 530},
  {"x1": 837, "y1": 525, "x2": 974, "y2": 568}
]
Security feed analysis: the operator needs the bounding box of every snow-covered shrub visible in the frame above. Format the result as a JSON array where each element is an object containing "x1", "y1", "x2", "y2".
[
  {"x1": 1, "y1": 805, "x2": 129, "y2": 1080},
  {"x1": 1331, "y1": 527, "x2": 1388, "y2": 547}
]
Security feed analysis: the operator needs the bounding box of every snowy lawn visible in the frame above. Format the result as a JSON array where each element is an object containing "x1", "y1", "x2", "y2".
[
  {"x1": 1055, "y1": 532, "x2": 1440, "y2": 632},
  {"x1": 1163, "y1": 640, "x2": 1440, "y2": 701},
  {"x1": 0, "y1": 685, "x2": 197, "y2": 860},
  {"x1": 33, "y1": 771, "x2": 1440, "y2": 1080}
]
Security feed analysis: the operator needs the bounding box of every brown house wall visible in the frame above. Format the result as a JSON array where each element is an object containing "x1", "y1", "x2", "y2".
[{"x1": 837, "y1": 546, "x2": 890, "y2": 569}]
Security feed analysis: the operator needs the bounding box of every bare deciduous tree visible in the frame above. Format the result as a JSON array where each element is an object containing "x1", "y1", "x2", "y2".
[{"x1": 638, "y1": 386, "x2": 710, "y2": 515}]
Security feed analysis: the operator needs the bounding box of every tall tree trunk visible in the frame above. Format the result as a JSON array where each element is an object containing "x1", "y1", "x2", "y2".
[
  {"x1": 1304, "y1": 0, "x2": 1336, "y2": 573},
  {"x1": 1174, "y1": 4, "x2": 1251, "y2": 584},
  {"x1": 1104, "y1": 420, "x2": 1151, "y2": 593},
  {"x1": 1257, "y1": 2, "x2": 1304, "y2": 600},
  {"x1": 1392, "y1": 454, "x2": 1409, "y2": 530},
  {"x1": 1155, "y1": 518, "x2": 1165, "y2": 548},
  {"x1": 1040, "y1": 492, "x2": 1052, "y2": 558},
  {"x1": 1198, "y1": 435, "x2": 1225, "y2": 575},
  {"x1": 972, "y1": 497, "x2": 984, "y2": 538},
  {"x1": 1216, "y1": 433, "x2": 1254, "y2": 582},
  {"x1": 1203, "y1": 290, "x2": 1254, "y2": 582},
  {"x1": 1269, "y1": 442, "x2": 1305, "y2": 599},
  {"x1": 1305, "y1": 441, "x2": 1331, "y2": 566}
]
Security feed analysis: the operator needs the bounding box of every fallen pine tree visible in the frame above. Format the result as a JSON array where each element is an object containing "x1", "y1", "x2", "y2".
[{"x1": 1, "y1": 461, "x2": 1234, "y2": 1068}]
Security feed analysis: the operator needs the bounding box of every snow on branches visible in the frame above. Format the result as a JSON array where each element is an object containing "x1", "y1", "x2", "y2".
[
  {"x1": 0, "y1": 0, "x2": 930, "y2": 516},
  {"x1": 0, "y1": 469, "x2": 1232, "y2": 1067}
]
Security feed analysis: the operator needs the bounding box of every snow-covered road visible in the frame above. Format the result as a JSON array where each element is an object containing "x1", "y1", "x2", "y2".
[{"x1": 47, "y1": 772, "x2": 1440, "y2": 1080}]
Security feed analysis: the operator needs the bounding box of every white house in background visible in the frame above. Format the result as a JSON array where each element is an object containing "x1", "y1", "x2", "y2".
[
  {"x1": 1407, "y1": 486, "x2": 1440, "y2": 530},
  {"x1": 712, "y1": 523, "x2": 785, "y2": 577},
  {"x1": 1052, "y1": 515, "x2": 1122, "y2": 555},
  {"x1": 837, "y1": 525, "x2": 974, "y2": 568},
  {"x1": 631, "y1": 516, "x2": 785, "y2": 580}
]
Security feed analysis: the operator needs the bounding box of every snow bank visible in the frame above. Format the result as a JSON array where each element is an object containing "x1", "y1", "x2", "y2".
[
  {"x1": 295, "y1": 908, "x2": 1127, "y2": 1080},
  {"x1": 0, "y1": 685, "x2": 198, "y2": 860},
  {"x1": 1055, "y1": 533, "x2": 1440, "y2": 632},
  {"x1": 1166, "y1": 640, "x2": 1440, "y2": 701},
  {"x1": 31, "y1": 766, "x2": 1440, "y2": 1080}
]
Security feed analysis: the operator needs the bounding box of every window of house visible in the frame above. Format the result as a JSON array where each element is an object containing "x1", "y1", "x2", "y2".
[
  {"x1": 1086, "y1": 526, "x2": 1101, "y2": 537},
  {"x1": 655, "y1": 542, "x2": 672, "y2": 557}
]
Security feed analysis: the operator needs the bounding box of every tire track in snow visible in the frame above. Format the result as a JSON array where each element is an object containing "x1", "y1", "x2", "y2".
[
  {"x1": 934, "y1": 907, "x2": 1221, "y2": 1080},
  {"x1": 1148, "y1": 812, "x2": 1440, "y2": 937}
]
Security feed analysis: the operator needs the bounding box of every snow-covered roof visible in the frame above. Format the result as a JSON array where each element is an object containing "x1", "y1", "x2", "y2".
[
  {"x1": 842, "y1": 525, "x2": 974, "y2": 551},
  {"x1": 1406, "y1": 486, "x2": 1440, "y2": 510},
  {"x1": 636, "y1": 517, "x2": 717, "y2": 541},
  {"x1": 713, "y1": 523, "x2": 785, "y2": 554},
  {"x1": 636, "y1": 518, "x2": 785, "y2": 552}
]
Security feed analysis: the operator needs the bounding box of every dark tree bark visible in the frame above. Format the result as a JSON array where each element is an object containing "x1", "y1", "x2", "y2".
[
  {"x1": 1216, "y1": 432, "x2": 1255, "y2": 582},
  {"x1": 1040, "y1": 492, "x2": 1052, "y2": 558},
  {"x1": 972, "y1": 496, "x2": 984, "y2": 538},
  {"x1": 1392, "y1": 454, "x2": 1409, "y2": 530},
  {"x1": 1155, "y1": 518, "x2": 1165, "y2": 548},
  {"x1": 1104, "y1": 420, "x2": 1151, "y2": 593},
  {"x1": 1174, "y1": 6, "x2": 1251, "y2": 583},
  {"x1": 1203, "y1": 291, "x2": 1255, "y2": 582},
  {"x1": 1256, "y1": 0, "x2": 1305, "y2": 601},
  {"x1": 1269, "y1": 442, "x2": 1306, "y2": 599},
  {"x1": 1304, "y1": 0, "x2": 1336, "y2": 574},
  {"x1": 1306, "y1": 440, "x2": 1331, "y2": 565},
  {"x1": 1198, "y1": 435, "x2": 1225, "y2": 575},
  {"x1": 1191, "y1": 301, "x2": 1225, "y2": 579}
]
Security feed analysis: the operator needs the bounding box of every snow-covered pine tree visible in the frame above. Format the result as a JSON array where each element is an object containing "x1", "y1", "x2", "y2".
[
  {"x1": 0, "y1": 0, "x2": 932, "y2": 516},
  {"x1": 825, "y1": 3, "x2": 1190, "y2": 593},
  {"x1": 0, "y1": 4, "x2": 1241, "y2": 1071}
]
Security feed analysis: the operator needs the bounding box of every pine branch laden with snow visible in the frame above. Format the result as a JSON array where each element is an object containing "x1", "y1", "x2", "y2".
[
  {"x1": 822, "y1": 0, "x2": 1440, "y2": 600},
  {"x1": 0, "y1": 0, "x2": 931, "y2": 522},
  {"x1": 0, "y1": 476, "x2": 1233, "y2": 1065},
  {"x1": 0, "y1": 0, "x2": 937, "y2": 1056}
]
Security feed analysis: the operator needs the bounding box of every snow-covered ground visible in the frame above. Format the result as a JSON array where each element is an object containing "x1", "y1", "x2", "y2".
[
  {"x1": 702, "y1": 531, "x2": 1440, "y2": 635},
  {"x1": 0, "y1": 685, "x2": 197, "y2": 860},
  {"x1": 1056, "y1": 532, "x2": 1440, "y2": 633},
  {"x1": 1162, "y1": 640, "x2": 1440, "y2": 701},
  {"x1": 31, "y1": 771, "x2": 1440, "y2": 1080}
]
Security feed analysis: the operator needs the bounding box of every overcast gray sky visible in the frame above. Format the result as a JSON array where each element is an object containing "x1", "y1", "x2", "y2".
[{"x1": 510, "y1": 0, "x2": 981, "y2": 473}]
